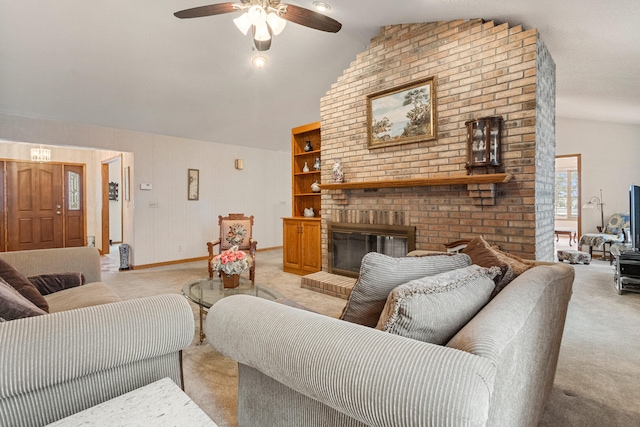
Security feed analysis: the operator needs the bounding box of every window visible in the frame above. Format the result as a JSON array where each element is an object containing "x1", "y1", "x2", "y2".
[
  {"x1": 68, "y1": 171, "x2": 80, "y2": 210},
  {"x1": 555, "y1": 170, "x2": 578, "y2": 219}
]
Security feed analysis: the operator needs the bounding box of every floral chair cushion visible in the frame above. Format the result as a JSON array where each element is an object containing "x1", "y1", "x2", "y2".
[{"x1": 220, "y1": 220, "x2": 252, "y2": 249}]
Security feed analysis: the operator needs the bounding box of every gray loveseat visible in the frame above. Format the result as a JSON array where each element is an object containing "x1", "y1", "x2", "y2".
[
  {"x1": 0, "y1": 247, "x2": 195, "y2": 427},
  {"x1": 207, "y1": 262, "x2": 574, "y2": 426}
]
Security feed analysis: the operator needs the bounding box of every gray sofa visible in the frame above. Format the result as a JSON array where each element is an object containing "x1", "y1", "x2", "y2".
[
  {"x1": 0, "y1": 247, "x2": 195, "y2": 427},
  {"x1": 207, "y1": 262, "x2": 574, "y2": 427}
]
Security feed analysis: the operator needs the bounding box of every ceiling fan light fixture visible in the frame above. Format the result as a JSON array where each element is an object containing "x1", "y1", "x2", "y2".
[
  {"x1": 266, "y1": 12, "x2": 287, "y2": 35},
  {"x1": 252, "y1": 56, "x2": 267, "y2": 69},
  {"x1": 254, "y1": 22, "x2": 271, "y2": 41},
  {"x1": 312, "y1": 1, "x2": 331, "y2": 12},
  {"x1": 233, "y1": 12, "x2": 252, "y2": 35},
  {"x1": 247, "y1": 5, "x2": 267, "y2": 26},
  {"x1": 174, "y1": 1, "x2": 342, "y2": 51}
]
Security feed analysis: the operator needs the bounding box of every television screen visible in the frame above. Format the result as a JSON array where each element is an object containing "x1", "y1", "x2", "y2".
[{"x1": 630, "y1": 184, "x2": 640, "y2": 250}]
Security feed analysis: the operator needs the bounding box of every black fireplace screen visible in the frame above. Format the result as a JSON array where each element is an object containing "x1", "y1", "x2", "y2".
[{"x1": 328, "y1": 223, "x2": 416, "y2": 277}]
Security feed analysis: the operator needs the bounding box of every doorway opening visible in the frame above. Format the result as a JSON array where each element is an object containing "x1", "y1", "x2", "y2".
[
  {"x1": 0, "y1": 140, "x2": 132, "y2": 257},
  {"x1": 555, "y1": 154, "x2": 581, "y2": 251}
]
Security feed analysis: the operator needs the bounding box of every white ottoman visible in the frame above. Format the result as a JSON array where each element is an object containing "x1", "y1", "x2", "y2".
[{"x1": 557, "y1": 249, "x2": 591, "y2": 265}]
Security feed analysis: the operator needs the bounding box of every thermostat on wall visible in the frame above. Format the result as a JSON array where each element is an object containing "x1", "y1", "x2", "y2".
[{"x1": 140, "y1": 183, "x2": 152, "y2": 190}]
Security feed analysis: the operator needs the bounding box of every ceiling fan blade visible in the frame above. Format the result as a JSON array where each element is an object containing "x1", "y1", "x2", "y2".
[
  {"x1": 174, "y1": 3, "x2": 237, "y2": 19},
  {"x1": 282, "y1": 4, "x2": 342, "y2": 33}
]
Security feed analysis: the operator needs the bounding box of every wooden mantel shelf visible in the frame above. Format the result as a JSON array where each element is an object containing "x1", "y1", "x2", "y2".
[{"x1": 320, "y1": 173, "x2": 513, "y2": 190}]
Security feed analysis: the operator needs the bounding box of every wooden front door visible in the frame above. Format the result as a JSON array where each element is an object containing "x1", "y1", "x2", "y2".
[{"x1": 5, "y1": 161, "x2": 85, "y2": 251}]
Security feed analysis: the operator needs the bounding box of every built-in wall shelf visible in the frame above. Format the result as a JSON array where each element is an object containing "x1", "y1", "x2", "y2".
[{"x1": 321, "y1": 173, "x2": 513, "y2": 190}]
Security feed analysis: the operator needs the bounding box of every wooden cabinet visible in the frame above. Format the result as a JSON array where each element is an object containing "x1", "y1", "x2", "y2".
[
  {"x1": 283, "y1": 122, "x2": 322, "y2": 275},
  {"x1": 283, "y1": 218, "x2": 321, "y2": 275}
]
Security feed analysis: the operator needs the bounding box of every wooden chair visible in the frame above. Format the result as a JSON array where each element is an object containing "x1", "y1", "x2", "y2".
[{"x1": 207, "y1": 214, "x2": 257, "y2": 284}]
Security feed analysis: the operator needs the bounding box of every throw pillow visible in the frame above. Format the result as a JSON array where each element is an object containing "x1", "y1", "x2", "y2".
[
  {"x1": 376, "y1": 265, "x2": 500, "y2": 344},
  {"x1": 28, "y1": 272, "x2": 85, "y2": 296},
  {"x1": 604, "y1": 213, "x2": 630, "y2": 236},
  {"x1": 492, "y1": 248, "x2": 536, "y2": 276},
  {"x1": 461, "y1": 236, "x2": 533, "y2": 295},
  {"x1": 0, "y1": 277, "x2": 47, "y2": 320},
  {"x1": 0, "y1": 258, "x2": 49, "y2": 312},
  {"x1": 340, "y1": 252, "x2": 472, "y2": 328}
]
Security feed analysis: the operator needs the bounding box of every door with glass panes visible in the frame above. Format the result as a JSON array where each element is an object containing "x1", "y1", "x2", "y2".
[{"x1": 4, "y1": 161, "x2": 85, "y2": 251}]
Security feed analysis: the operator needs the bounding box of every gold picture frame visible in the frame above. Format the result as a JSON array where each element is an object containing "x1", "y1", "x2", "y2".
[
  {"x1": 367, "y1": 76, "x2": 437, "y2": 149},
  {"x1": 188, "y1": 168, "x2": 199, "y2": 201}
]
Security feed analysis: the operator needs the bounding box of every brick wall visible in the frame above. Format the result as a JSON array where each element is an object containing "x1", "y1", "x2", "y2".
[
  {"x1": 534, "y1": 41, "x2": 557, "y2": 260},
  {"x1": 320, "y1": 19, "x2": 556, "y2": 267}
]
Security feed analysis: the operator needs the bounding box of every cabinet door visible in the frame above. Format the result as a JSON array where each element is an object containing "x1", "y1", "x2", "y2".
[
  {"x1": 283, "y1": 219, "x2": 301, "y2": 271},
  {"x1": 301, "y1": 220, "x2": 321, "y2": 272}
]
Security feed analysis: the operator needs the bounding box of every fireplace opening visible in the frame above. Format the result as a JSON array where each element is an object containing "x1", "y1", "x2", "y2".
[{"x1": 328, "y1": 222, "x2": 416, "y2": 278}]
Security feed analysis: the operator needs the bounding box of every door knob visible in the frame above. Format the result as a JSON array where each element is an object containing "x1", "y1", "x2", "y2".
[{"x1": 56, "y1": 211, "x2": 61, "y2": 215}]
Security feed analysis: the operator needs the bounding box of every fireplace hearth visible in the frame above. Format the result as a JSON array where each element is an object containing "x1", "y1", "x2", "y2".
[{"x1": 328, "y1": 222, "x2": 416, "y2": 278}]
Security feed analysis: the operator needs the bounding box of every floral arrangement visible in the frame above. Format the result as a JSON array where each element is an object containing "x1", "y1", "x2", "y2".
[{"x1": 212, "y1": 245, "x2": 252, "y2": 276}]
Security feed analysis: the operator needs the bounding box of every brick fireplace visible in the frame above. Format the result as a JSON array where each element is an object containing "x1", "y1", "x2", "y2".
[{"x1": 319, "y1": 19, "x2": 556, "y2": 271}]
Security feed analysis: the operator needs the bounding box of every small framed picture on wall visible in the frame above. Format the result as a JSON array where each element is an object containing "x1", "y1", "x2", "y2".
[{"x1": 188, "y1": 168, "x2": 199, "y2": 201}]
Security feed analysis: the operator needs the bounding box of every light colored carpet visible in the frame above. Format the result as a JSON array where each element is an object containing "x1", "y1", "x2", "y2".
[{"x1": 102, "y1": 249, "x2": 640, "y2": 426}]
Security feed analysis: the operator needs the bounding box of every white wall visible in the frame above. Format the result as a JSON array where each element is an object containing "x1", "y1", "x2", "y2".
[
  {"x1": 557, "y1": 117, "x2": 640, "y2": 233},
  {"x1": 0, "y1": 113, "x2": 292, "y2": 266}
]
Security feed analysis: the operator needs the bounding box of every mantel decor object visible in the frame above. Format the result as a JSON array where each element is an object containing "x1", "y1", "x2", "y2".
[
  {"x1": 332, "y1": 159, "x2": 344, "y2": 183},
  {"x1": 465, "y1": 115, "x2": 503, "y2": 175},
  {"x1": 313, "y1": 157, "x2": 321, "y2": 170},
  {"x1": 302, "y1": 162, "x2": 310, "y2": 173}
]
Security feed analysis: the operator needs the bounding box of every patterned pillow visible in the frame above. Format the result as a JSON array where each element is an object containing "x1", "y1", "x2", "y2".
[
  {"x1": 340, "y1": 252, "x2": 472, "y2": 328},
  {"x1": 0, "y1": 277, "x2": 47, "y2": 320},
  {"x1": 605, "y1": 213, "x2": 630, "y2": 236},
  {"x1": 376, "y1": 265, "x2": 499, "y2": 344}
]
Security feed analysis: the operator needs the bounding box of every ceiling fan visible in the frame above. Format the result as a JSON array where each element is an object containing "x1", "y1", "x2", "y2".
[{"x1": 174, "y1": 0, "x2": 342, "y2": 51}]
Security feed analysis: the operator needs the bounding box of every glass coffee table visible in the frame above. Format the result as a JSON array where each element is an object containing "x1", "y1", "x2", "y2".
[{"x1": 182, "y1": 277, "x2": 282, "y2": 343}]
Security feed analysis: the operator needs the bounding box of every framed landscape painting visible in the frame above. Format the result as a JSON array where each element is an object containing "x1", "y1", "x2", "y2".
[{"x1": 367, "y1": 76, "x2": 437, "y2": 149}]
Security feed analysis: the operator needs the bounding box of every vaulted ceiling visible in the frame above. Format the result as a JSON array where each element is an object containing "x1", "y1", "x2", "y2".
[{"x1": 1, "y1": 0, "x2": 638, "y2": 152}]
